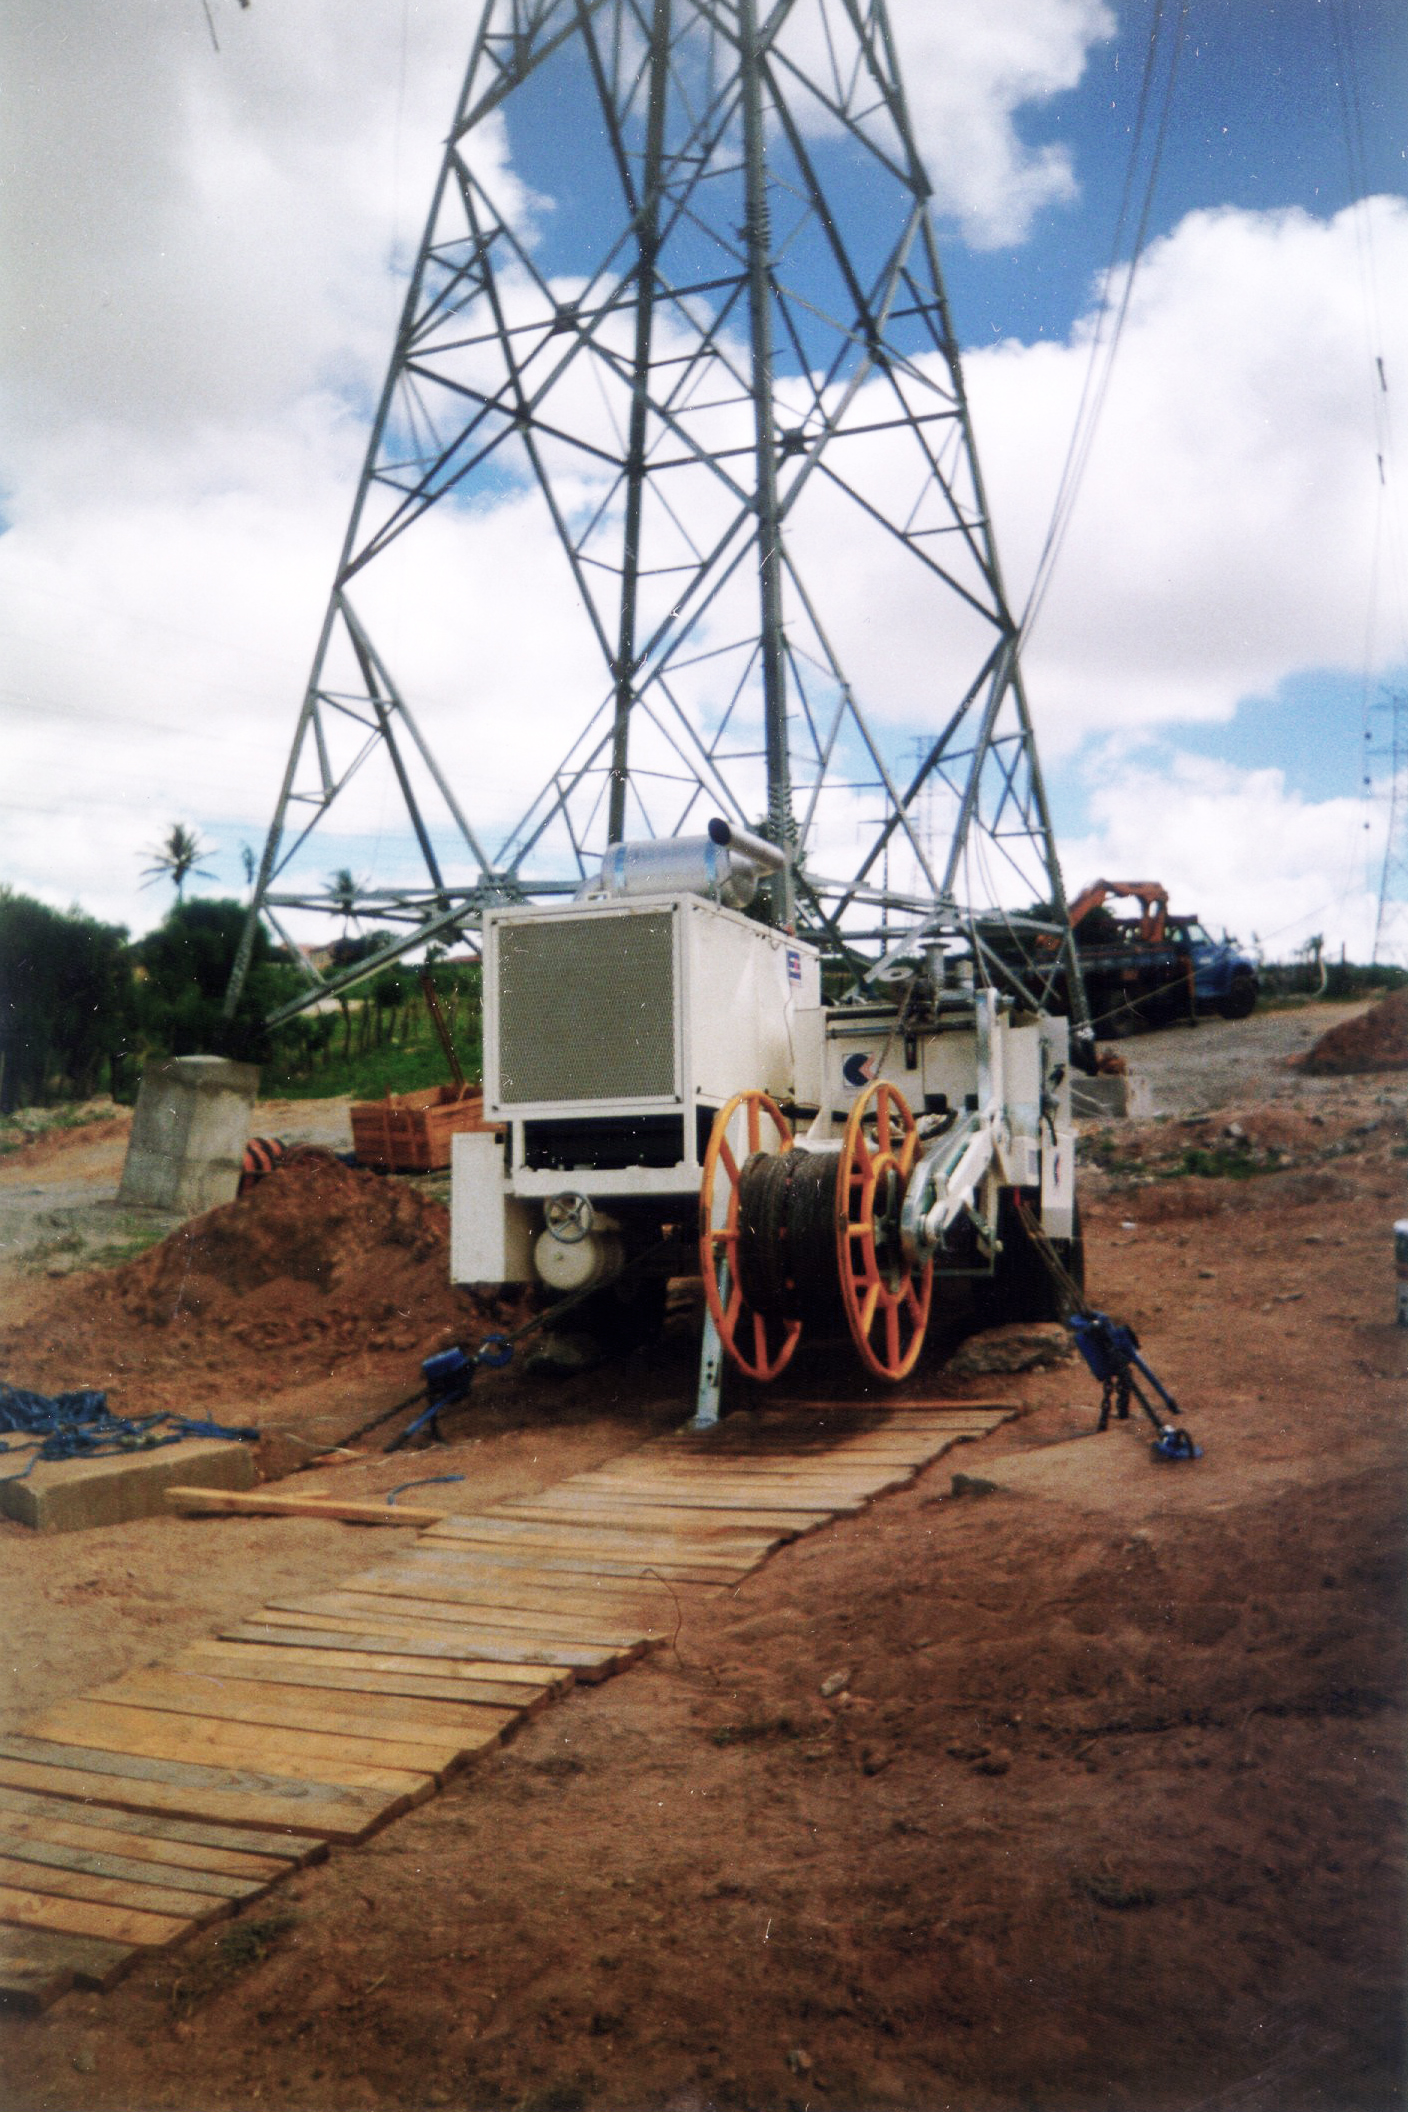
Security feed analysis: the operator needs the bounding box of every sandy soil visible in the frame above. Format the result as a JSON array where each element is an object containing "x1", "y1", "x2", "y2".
[{"x1": 0, "y1": 1007, "x2": 1404, "y2": 2112}]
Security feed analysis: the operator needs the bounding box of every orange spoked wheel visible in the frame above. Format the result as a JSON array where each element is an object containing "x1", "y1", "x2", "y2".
[
  {"x1": 836, "y1": 1079, "x2": 932, "y2": 1381},
  {"x1": 699, "y1": 1090, "x2": 803, "y2": 1383}
]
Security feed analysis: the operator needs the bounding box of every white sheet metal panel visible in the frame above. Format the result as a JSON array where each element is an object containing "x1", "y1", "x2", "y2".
[{"x1": 450, "y1": 1131, "x2": 535, "y2": 1284}]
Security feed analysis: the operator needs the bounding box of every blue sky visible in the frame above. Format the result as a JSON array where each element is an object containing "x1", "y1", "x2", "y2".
[{"x1": 3, "y1": 0, "x2": 1406, "y2": 960}]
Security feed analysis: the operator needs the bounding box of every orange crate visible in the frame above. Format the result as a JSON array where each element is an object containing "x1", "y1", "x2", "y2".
[{"x1": 350, "y1": 1084, "x2": 496, "y2": 1173}]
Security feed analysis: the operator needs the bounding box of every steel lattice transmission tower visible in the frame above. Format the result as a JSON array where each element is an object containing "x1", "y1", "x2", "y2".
[
  {"x1": 1370, "y1": 691, "x2": 1408, "y2": 966},
  {"x1": 227, "y1": 0, "x2": 1089, "y2": 1033}
]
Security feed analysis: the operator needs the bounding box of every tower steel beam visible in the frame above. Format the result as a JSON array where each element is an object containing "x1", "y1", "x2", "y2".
[{"x1": 226, "y1": 0, "x2": 1090, "y2": 1043}]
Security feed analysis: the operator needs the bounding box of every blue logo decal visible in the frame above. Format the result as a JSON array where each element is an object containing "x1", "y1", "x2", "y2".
[{"x1": 842, "y1": 1052, "x2": 876, "y2": 1090}]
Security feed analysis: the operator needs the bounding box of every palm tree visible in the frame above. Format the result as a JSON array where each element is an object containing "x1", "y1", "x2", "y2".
[
  {"x1": 326, "y1": 867, "x2": 362, "y2": 936},
  {"x1": 142, "y1": 824, "x2": 214, "y2": 900}
]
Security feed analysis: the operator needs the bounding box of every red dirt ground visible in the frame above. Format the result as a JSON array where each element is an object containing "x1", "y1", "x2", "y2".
[
  {"x1": 1, "y1": 1054, "x2": 1404, "y2": 2112},
  {"x1": 1302, "y1": 987, "x2": 1408, "y2": 1075}
]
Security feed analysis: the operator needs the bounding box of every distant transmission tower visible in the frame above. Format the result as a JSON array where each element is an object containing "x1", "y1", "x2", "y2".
[
  {"x1": 227, "y1": 0, "x2": 1088, "y2": 1036},
  {"x1": 1370, "y1": 690, "x2": 1408, "y2": 965}
]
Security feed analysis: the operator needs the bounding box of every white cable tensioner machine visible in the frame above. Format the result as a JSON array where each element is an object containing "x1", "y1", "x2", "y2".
[{"x1": 450, "y1": 820, "x2": 1077, "y2": 1416}]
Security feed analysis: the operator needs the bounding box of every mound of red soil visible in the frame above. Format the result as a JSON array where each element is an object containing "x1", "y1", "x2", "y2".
[
  {"x1": 1, "y1": 1156, "x2": 478, "y2": 1420},
  {"x1": 1303, "y1": 987, "x2": 1408, "y2": 1074}
]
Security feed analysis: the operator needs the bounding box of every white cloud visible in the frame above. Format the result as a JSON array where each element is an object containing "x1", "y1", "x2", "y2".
[
  {"x1": 781, "y1": 0, "x2": 1116, "y2": 246},
  {"x1": 1058, "y1": 748, "x2": 1385, "y2": 963},
  {"x1": 1, "y1": 3, "x2": 1402, "y2": 967},
  {"x1": 973, "y1": 198, "x2": 1408, "y2": 748}
]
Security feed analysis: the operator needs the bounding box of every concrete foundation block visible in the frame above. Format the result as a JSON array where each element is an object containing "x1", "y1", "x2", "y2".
[
  {"x1": 1072, "y1": 1071, "x2": 1152, "y2": 1121},
  {"x1": 0, "y1": 1436, "x2": 257, "y2": 1534},
  {"x1": 117, "y1": 1055, "x2": 260, "y2": 1216}
]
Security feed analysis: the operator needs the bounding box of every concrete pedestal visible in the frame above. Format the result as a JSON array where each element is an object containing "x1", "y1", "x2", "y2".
[
  {"x1": 1071, "y1": 1071, "x2": 1152, "y2": 1121},
  {"x1": 117, "y1": 1055, "x2": 260, "y2": 1216},
  {"x1": 0, "y1": 1436, "x2": 257, "y2": 1534}
]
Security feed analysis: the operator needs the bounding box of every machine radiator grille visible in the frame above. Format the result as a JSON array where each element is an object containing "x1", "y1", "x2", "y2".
[{"x1": 497, "y1": 911, "x2": 677, "y2": 1105}]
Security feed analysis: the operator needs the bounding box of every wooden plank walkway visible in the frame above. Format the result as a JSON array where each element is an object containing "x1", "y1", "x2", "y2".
[{"x1": 0, "y1": 1401, "x2": 1010, "y2": 2009}]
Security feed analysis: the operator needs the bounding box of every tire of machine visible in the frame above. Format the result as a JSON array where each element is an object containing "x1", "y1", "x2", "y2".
[{"x1": 974, "y1": 1191, "x2": 1085, "y2": 1327}]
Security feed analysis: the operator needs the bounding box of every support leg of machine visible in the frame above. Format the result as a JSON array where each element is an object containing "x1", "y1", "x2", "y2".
[{"x1": 688, "y1": 1295, "x2": 727, "y2": 1432}]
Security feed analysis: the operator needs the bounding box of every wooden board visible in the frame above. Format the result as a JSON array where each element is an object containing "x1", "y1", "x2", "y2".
[
  {"x1": 244, "y1": 1608, "x2": 635, "y2": 1678},
  {"x1": 0, "y1": 1880, "x2": 191, "y2": 1949},
  {"x1": 0, "y1": 1923, "x2": 136, "y2": 2007},
  {"x1": 0, "y1": 1829, "x2": 269, "y2": 1903},
  {"x1": 341, "y1": 1577, "x2": 669, "y2": 1641},
  {"x1": 206, "y1": 1632, "x2": 569, "y2": 1694},
  {"x1": 26, "y1": 1702, "x2": 442, "y2": 1797},
  {"x1": 499, "y1": 1492, "x2": 839, "y2": 1528},
  {"x1": 553, "y1": 1476, "x2": 866, "y2": 1515},
  {"x1": 273, "y1": 1589, "x2": 658, "y2": 1651},
  {"x1": 163, "y1": 1488, "x2": 443, "y2": 1527},
  {"x1": 85, "y1": 1672, "x2": 512, "y2": 1757},
  {"x1": 178, "y1": 1640, "x2": 552, "y2": 1714},
  {"x1": 429, "y1": 1515, "x2": 781, "y2": 1562},
  {"x1": 100, "y1": 1670, "x2": 517, "y2": 1751},
  {"x1": 488, "y1": 1497, "x2": 796, "y2": 1540},
  {"x1": 0, "y1": 1784, "x2": 318, "y2": 1870},
  {"x1": 0, "y1": 1851, "x2": 233, "y2": 1928},
  {"x1": 413, "y1": 1537, "x2": 750, "y2": 1585},
  {"x1": 382, "y1": 1549, "x2": 706, "y2": 1612},
  {"x1": 0, "y1": 1740, "x2": 404, "y2": 1845}
]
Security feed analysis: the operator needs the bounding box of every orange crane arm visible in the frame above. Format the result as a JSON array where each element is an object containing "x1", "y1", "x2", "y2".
[{"x1": 1066, "y1": 879, "x2": 1170, "y2": 946}]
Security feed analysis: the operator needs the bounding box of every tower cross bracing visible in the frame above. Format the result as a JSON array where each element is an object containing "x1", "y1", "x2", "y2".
[{"x1": 228, "y1": 0, "x2": 1089, "y2": 1029}]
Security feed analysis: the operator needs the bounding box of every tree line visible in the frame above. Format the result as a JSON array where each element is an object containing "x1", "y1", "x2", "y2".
[{"x1": 0, "y1": 890, "x2": 481, "y2": 1116}]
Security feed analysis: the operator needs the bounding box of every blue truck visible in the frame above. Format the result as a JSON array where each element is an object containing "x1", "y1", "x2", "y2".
[{"x1": 1070, "y1": 890, "x2": 1259, "y2": 1036}]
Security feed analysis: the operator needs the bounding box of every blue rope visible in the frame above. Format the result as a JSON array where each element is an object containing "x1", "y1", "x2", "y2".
[
  {"x1": 385, "y1": 1475, "x2": 464, "y2": 1507},
  {"x1": 0, "y1": 1382, "x2": 259, "y2": 1482}
]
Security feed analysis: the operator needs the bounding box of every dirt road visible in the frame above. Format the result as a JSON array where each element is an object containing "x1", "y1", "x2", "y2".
[{"x1": 0, "y1": 1004, "x2": 1403, "y2": 2111}]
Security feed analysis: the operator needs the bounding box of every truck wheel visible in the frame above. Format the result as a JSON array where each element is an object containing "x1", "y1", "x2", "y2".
[{"x1": 1218, "y1": 973, "x2": 1257, "y2": 1021}]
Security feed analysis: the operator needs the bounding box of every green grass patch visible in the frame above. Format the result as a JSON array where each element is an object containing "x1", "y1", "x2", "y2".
[
  {"x1": 711, "y1": 1715, "x2": 803, "y2": 1749},
  {"x1": 262, "y1": 1039, "x2": 480, "y2": 1103},
  {"x1": 166, "y1": 1909, "x2": 298, "y2": 2019},
  {"x1": 1172, "y1": 1144, "x2": 1273, "y2": 1181}
]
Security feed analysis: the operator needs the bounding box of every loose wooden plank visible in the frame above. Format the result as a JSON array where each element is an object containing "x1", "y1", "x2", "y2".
[
  {"x1": 581, "y1": 1463, "x2": 910, "y2": 1494},
  {"x1": 0, "y1": 1784, "x2": 316, "y2": 1870},
  {"x1": 550, "y1": 1477, "x2": 864, "y2": 1516},
  {"x1": 205, "y1": 1633, "x2": 569, "y2": 1695},
  {"x1": 414, "y1": 1536, "x2": 750, "y2": 1585},
  {"x1": 273, "y1": 1589, "x2": 658, "y2": 1651},
  {"x1": 103, "y1": 1670, "x2": 516, "y2": 1751},
  {"x1": 430, "y1": 1515, "x2": 781, "y2": 1562},
  {"x1": 0, "y1": 1741, "x2": 403, "y2": 1845},
  {"x1": 565, "y1": 1467, "x2": 907, "y2": 1498},
  {"x1": 245, "y1": 1608, "x2": 635, "y2": 1678},
  {"x1": 27, "y1": 1702, "x2": 441, "y2": 1797},
  {"x1": 0, "y1": 1881, "x2": 190, "y2": 1949},
  {"x1": 0, "y1": 1829, "x2": 269, "y2": 1903},
  {"x1": 383, "y1": 1550, "x2": 701, "y2": 1613},
  {"x1": 179, "y1": 1640, "x2": 551, "y2": 1714},
  {"x1": 501, "y1": 1493, "x2": 836, "y2": 1531},
  {"x1": 163, "y1": 1488, "x2": 443, "y2": 1527},
  {"x1": 0, "y1": 1851, "x2": 233, "y2": 1927},
  {"x1": 0, "y1": 1924, "x2": 136, "y2": 2006},
  {"x1": 343, "y1": 1577, "x2": 669, "y2": 1642},
  {"x1": 762, "y1": 1398, "x2": 1015, "y2": 1414},
  {"x1": 489, "y1": 1495, "x2": 794, "y2": 1538}
]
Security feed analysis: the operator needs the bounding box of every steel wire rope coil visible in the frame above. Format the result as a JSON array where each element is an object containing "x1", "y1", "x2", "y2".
[
  {"x1": 734, "y1": 1148, "x2": 843, "y2": 1325},
  {"x1": 836, "y1": 1080, "x2": 933, "y2": 1381},
  {"x1": 699, "y1": 1091, "x2": 803, "y2": 1382}
]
